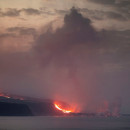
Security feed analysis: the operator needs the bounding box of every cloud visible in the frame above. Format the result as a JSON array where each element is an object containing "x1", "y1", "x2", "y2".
[
  {"x1": 88, "y1": 0, "x2": 130, "y2": 18},
  {"x1": 55, "y1": 7, "x2": 127, "y2": 22},
  {"x1": 115, "y1": 1, "x2": 130, "y2": 18},
  {"x1": 105, "y1": 11, "x2": 127, "y2": 20},
  {"x1": 88, "y1": 0, "x2": 116, "y2": 5},
  {"x1": 87, "y1": 0, "x2": 130, "y2": 21},
  {"x1": 40, "y1": 7, "x2": 56, "y2": 15},
  {"x1": 0, "y1": 27, "x2": 37, "y2": 52},
  {"x1": 88, "y1": 0, "x2": 130, "y2": 10},
  {"x1": 7, "y1": 27, "x2": 37, "y2": 36},
  {"x1": 0, "y1": 8, "x2": 42, "y2": 17},
  {"x1": 79, "y1": 8, "x2": 127, "y2": 21},
  {"x1": 0, "y1": 8, "x2": 20, "y2": 17},
  {"x1": 55, "y1": 9, "x2": 69, "y2": 15},
  {"x1": 0, "y1": 33, "x2": 16, "y2": 38},
  {"x1": 36, "y1": 7, "x2": 97, "y2": 49},
  {"x1": 21, "y1": 8, "x2": 41, "y2": 15}
]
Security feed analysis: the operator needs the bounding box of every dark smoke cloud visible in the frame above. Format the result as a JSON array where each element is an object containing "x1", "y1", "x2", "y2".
[{"x1": 35, "y1": 7, "x2": 98, "y2": 53}]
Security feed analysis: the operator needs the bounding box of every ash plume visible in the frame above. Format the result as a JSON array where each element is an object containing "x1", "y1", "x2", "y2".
[{"x1": 34, "y1": 7, "x2": 103, "y2": 112}]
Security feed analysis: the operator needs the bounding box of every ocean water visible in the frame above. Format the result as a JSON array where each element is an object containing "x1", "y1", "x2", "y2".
[{"x1": 0, "y1": 116, "x2": 130, "y2": 130}]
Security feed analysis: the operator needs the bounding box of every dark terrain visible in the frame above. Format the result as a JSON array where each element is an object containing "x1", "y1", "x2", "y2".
[{"x1": 0, "y1": 95, "x2": 63, "y2": 116}]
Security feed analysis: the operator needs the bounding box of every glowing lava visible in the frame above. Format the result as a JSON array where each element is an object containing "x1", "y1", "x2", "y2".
[{"x1": 54, "y1": 103, "x2": 72, "y2": 113}]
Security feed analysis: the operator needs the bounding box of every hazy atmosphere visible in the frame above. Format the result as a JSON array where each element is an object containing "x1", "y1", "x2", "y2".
[{"x1": 0, "y1": 0, "x2": 130, "y2": 114}]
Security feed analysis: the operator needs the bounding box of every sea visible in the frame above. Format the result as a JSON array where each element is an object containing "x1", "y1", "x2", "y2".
[{"x1": 0, "y1": 115, "x2": 130, "y2": 130}]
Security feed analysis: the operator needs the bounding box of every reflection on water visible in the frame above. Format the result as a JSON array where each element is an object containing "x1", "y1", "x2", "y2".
[{"x1": 0, "y1": 116, "x2": 130, "y2": 130}]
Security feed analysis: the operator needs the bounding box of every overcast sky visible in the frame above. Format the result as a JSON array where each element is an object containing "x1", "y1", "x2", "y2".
[{"x1": 0, "y1": 0, "x2": 130, "y2": 114}]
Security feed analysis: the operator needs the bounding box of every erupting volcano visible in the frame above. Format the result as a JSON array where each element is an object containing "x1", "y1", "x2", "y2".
[
  {"x1": 0, "y1": 91, "x2": 76, "y2": 116},
  {"x1": 0, "y1": 91, "x2": 121, "y2": 117}
]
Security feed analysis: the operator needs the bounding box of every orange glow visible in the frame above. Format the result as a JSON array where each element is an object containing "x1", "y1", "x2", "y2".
[
  {"x1": 0, "y1": 93, "x2": 10, "y2": 99},
  {"x1": 0, "y1": 92, "x2": 24, "y2": 100},
  {"x1": 54, "y1": 102, "x2": 73, "y2": 113}
]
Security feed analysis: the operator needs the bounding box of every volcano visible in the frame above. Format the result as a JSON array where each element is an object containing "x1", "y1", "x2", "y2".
[{"x1": 0, "y1": 92, "x2": 71, "y2": 116}]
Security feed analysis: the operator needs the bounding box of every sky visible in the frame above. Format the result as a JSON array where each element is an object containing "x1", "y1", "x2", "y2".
[{"x1": 0, "y1": 0, "x2": 130, "y2": 114}]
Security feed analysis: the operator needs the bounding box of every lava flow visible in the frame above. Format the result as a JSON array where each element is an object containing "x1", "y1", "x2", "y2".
[
  {"x1": 54, "y1": 102, "x2": 73, "y2": 113},
  {"x1": 0, "y1": 92, "x2": 24, "y2": 100}
]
